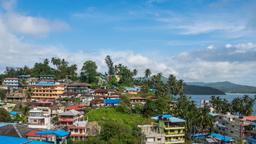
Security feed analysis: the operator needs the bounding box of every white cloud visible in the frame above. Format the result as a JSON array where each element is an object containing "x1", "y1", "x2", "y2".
[{"x1": 3, "y1": 13, "x2": 69, "y2": 36}]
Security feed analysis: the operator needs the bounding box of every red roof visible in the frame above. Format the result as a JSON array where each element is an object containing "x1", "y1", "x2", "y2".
[
  {"x1": 26, "y1": 130, "x2": 53, "y2": 138},
  {"x1": 70, "y1": 134, "x2": 86, "y2": 137},
  {"x1": 66, "y1": 104, "x2": 87, "y2": 111},
  {"x1": 243, "y1": 116, "x2": 256, "y2": 121}
]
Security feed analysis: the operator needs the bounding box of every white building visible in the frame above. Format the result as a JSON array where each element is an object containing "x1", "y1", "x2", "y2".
[
  {"x1": 28, "y1": 107, "x2": 52, "y2": 129},
  {"x1": 3, "y1": 78, "x2": 19, "y2": 89}
]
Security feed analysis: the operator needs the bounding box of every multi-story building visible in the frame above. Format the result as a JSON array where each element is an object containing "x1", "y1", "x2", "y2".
[
  {"x1": 2, "y1": 78, "x2": 19, "y2": 89},
  {"x1": 140, "y1": 114, "x2": 186, "y2": 144},
  {"x1": 155, "y1": 114, "x2": 186, "y2": 144},
  {"x1": 28, "y1": 107, "x2": 52, "y2": 129},
  {"x1": 130, "y1": 96, "x2": 146, "y2": 105},
  {"x1": 59, "y1": 110, "x2": 87, "y2": 141},
  {"x1": 138, "y1": 125, "x2": 165, "y2": 144},
  {"x1": 29, "y1": 81, "x2": 65, "y2": 101},
  {"x1": 65, "y1": 83, "x2": 90, "y2": 96},
  {"x1": 124, "y1": 87, "x2": 141, "y2": 95},
  {"x1": 5, "y1": 89, "x2": 27, "y2": 103},
  {"x1": 212, "y1": 113, "x2": 256, "y2": 141}
]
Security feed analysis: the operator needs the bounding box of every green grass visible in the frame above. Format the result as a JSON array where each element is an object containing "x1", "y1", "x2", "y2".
[{"x1": 86, "y1": 107, "x2": 151, "y2": 127}]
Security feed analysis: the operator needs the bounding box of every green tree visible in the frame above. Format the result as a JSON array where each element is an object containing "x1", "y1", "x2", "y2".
[
  {"x1": 31, "y1": 58, "x2": 54, "y2": 76},
  {"x1": 80, "y1": 60, "x2": 98, "y2": 84},
  {"x1": 105, "y1": 55, "x2": 115, "y2": 76},
  {"x1": 51, "y1": 57, "x2": 78, "y2": 80},
  {"x1": 144, "y1": 68, "x2": 151, "y2": 78},
  {"x1": 115, "y1": 64, "x2": 134, "y2": 86}
]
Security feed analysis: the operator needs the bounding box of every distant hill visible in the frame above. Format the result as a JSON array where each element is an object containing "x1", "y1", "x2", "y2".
[
  {"x1": 187, "y1": 81, "x2": 256, "y2": 93},
  {"x1": 160, "y1": 76, "x2": 225, "y2": 95},
  {"x1": 184, "y1": 84, "x2": 225, "y2": 95}
]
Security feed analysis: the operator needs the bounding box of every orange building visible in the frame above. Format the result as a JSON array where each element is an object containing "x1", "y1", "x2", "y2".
[{"x1": 29, "y1": 81, "x2": 65, "y2": 101}]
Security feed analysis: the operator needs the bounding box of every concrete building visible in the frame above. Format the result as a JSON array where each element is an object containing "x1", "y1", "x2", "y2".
[
  {"x1": 28, "y1": 107, "x2": 52, "y2": 129},
  {"x1": 3, "y1": 78, "x2": 19, "y2": 89},
  {"x1": 5, "y1": 89, "x2": 27, "y2": 103},
  {"x1": 138, "y1": 125, "x2": 165, "y2": 144},
  {"x1": 59, "y1": 110, "x2": 87, "y2": 141},
  {"x1": 29, "y1": 81, "x2": 65, "y2": 101},
  {"x1": 65, "y1": 83, "x2": 90, "y2": 96},
  {"x1": 139, "y1": 114, "x2": 186, "y2": 144}
]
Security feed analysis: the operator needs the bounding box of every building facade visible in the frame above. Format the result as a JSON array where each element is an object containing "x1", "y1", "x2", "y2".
[
  {"x1": 59, "y1": 110, "x2": 87, "y2": 141},
  {"x1": 29, "y1": 81, "x2": 65, "y2": 101},
  {"x1": 28, "y1": 107, "x2": 52, "y2": 129},
  {"x1": 139, "y1": 114, "x2": 186, "y2": 144},
  {"x1": 3, "y1": 78, "x2": 19, "y2": 89}
]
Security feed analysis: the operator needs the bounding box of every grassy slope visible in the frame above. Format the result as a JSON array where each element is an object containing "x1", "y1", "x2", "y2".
[{"x1": 87, "y1": 108, "x2": 151, "y2": 127}]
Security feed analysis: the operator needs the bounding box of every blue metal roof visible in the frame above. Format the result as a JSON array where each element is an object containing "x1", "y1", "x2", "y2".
[
  {"x1": 9, "y1": 111, "x2": 18, "y2": 115},
  {"x1": 35, "y1": 81, "x2": 55, "y2": 86},
  {"x1": 152, "y1": 114, "x2": 185, "y2": 123},
  {"x1": 125, "y1": 87, "x2": 141, "y2": 91},
  {"x1": 191, "y1": 133, "x2": 208, "y2": 139},
  {"x1": 0, "y1": 136, "x2": 50, "y2": 144},
  {"x1": 104, "y1": 99, "x2": 121, "y2": 105},
  {"x1": 210, "y1": 133, "x2": 234, "y2": 142},
  {"x1": 36, "y1": 129, "x2": 69, "y2": 137}
]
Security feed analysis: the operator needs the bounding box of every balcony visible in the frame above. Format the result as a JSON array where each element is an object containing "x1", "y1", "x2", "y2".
[
  {"x1": 165, "y1": 140, "x2": 185, "y2": 144},
  {"x1": 59, "y1": 118, "x2": 75, "y2": 122},
  {"x1": 164, "y1": 126, "x2": 185, "y2": 130},
  {"x1": 165, "y1": 133, "x2": 185, "y2": 137}
]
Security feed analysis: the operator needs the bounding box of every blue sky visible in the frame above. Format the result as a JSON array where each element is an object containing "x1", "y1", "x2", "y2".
[{"x1": 0, "y1": 0, "x2": 256, "y2": 86}]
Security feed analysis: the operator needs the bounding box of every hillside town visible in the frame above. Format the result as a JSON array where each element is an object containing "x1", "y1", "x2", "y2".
[{"x1": 0, "y1": 56, "x2": 255, "y2": 144}]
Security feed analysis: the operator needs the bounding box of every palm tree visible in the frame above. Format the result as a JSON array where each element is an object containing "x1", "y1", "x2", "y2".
[
  {"x1": 133, "y1": 69, "x2": 137, "y2": 77},
  {"x1": 145, "y1": 69, "x2": 151, "y2": 78}
]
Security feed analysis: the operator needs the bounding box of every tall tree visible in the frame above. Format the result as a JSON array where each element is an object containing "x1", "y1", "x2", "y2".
[
  {"x1": 144, "y1": 68, "x2": 151, "y2": 78},
  {"x1": 133, "y1": 69, "x2": 137, "y2": 77},
  {"x1": 51, "y1": 57, "x2": 77, "y2": 80},
  {"x1": 105, "y1": 55, "x2": 115, "y2": 76},
  {"x1": 31, "y1": 58, "x2": 54, "y2": 76},
  {"x1": 80, "y1": 60, "x2": 98, "y2": 84},
  {"x1": 115, "y1": 64, "x2": 134, "y2": 86}
]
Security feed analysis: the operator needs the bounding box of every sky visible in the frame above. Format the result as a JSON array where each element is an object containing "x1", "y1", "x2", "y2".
[{"x1": 0, "y1": 0, "x2": 256, "y2": 86}]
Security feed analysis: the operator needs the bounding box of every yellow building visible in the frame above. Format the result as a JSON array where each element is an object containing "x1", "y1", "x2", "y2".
[
  {"x1": 29, "y1": 81, "x2": 64, "y2": 101},
  {"x1": 153, "y1": 114, "x2": 186, "y2": 144}
]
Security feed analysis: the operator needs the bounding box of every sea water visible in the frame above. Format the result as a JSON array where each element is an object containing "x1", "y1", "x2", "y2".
[{"x1": 188, "y1": 93, "x2": 256, "y2": 115}]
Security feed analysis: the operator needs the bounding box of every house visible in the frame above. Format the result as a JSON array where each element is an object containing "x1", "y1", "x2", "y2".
[
  {"x1": 139, "y1": 114, "x2": 186, "y2": 144},
  {"x1": 130, "y1": 96, "x2": 146, "y2": 105},
  {"x1": 3, "y1": 78, "x2": 19, "y2": 89},
  {"x1": 138, "y1": 125, "x2": 165, "y2": 144},
  {"x1": 5, "y1": 89, "x2": 27, "y2": 103},
  {"x1": 80, "y1": 94, "x2": 95, "y2": 105},
  {"x1": 209, "y1": 133, "x2": 234, "y2": 144},
  {"x1": 211, "y1": 113, "x2": 255, "y2": 141},
  {"x1": 68, "y1": 121, "x2": 88, "y2": 141},
  {"x1": 104, "y1": 99, "x2": 121, "y2": 106},
  {"x1": 152, "y1": 114, "x2": 186, "y2": 144},
  {"x1": 38, "y1": 75, "x2": 54, "y2": 81},
  {"x1": 65, "y1": 83, "x2": 90, "y2": 96},
  {"x1": 90, "y1": 99, "x2": 104, "y2": 107},
  {"x1": 29, "y1": 81, "x2": 65, "y2": 101},
  {"x1": 58, "y1": 110, "x2": 87, "y2": 141},
  {"x1": 93, "y1": 88, "x2": 109, "y2": 96},
  {"x1": 28, "y1": 107, "x2": 52, "y2": 129},
  {"x1": 26, "y1": 129, "x2": 56, "y2": 143},
  {"x1": 125, "y1": 87, "x2": 141, "y2": 95},
  {"x1": 0, "y1": 123, "x2": 32, "y2": 138},
  {"x1": 66, "y1": 104, "x2": 87, "y2": 112}
]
